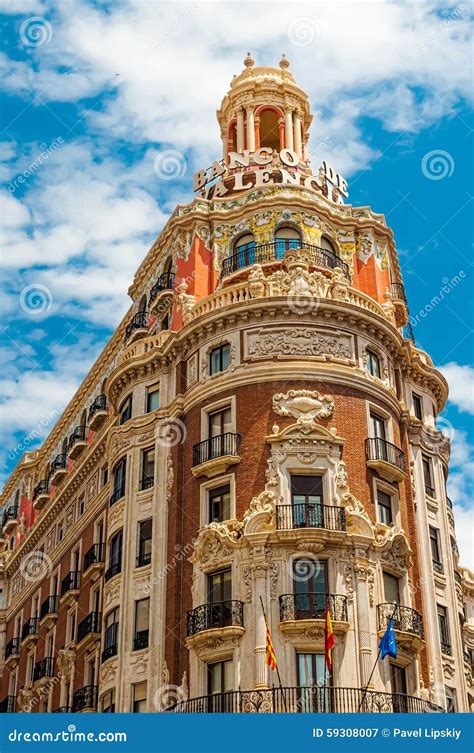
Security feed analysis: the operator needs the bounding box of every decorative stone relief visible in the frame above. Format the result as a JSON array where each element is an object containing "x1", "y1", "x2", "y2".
[
  {"x1": 57, "y1": 648, "x2": 75, "y2": 681},
  {"x1": 99, "y1": 660, "x2": 117, "y2": 686},
  {"x1": 187, "y1": 352, "x2": 198, "y2": 387},
  {"x1": 242, "y1": 565, "x2": 253, "y2": 603},
  {"x1": 344, "y1": 563, "x2": 354, "y2": 603},
  {"x1": 247, "y1": 327, "x2": 353, "y2": 361},
  {"x1": 176, "y1": 280, "x2": 195, "y2": 323},
  {"x1": 248, "y1": 264, "x2": 266, "y2": 298},
  {"x1": 272, "y1": 389, "x2": 334, "y2": 428}
]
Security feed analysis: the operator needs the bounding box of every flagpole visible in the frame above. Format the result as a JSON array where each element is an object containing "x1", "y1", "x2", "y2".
[
  {"x1": 357, "y1": 602, "x2": 399, "y2": 712},
  {"x1": 259, "y1": 596, "x2": 288, "y2": 712}
]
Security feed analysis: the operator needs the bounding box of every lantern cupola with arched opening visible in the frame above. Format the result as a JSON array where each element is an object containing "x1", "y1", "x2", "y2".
[{"x1": 217, "y1": 53, "x2": 313, "y2": 166}]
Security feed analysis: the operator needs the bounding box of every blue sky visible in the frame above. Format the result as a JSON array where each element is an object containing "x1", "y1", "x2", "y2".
[{"x1": 0, "y1": 1, "x2": 472, "y2": 565}]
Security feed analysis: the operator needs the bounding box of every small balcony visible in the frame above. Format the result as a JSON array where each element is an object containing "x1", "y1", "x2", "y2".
[
  {"x1": 0, "y1": 695, "x2": 16, "y2": 714},
  {"x1": 136, "y1": 551, "x2": 151, "y2": 568},
  {"x1": 4, "y1": 637, "x2": 20, "y2": 668},
  {"x1": 390, "y1": 283, "x2": 408, "y2": 326},
  {"x1": 109, "y1": 484, "x2": 125, "y2": 507},
  {"x1": 32, "y1": 478, "x2": 50, "y2": 510},
  {"x1": 192, "y1": 432, "x2": 241, "y2": 478},
  {"x1": 377, "y1": 603, "x2": 424, "y2": 651},
  {"x1": 276, "y1": 503, "x2": 346, "y2": 533},
  {"x1": 32, "y1": 656, "x2": 55, "y2": 684},
  {"x1": 150, "y1": 272, "x2": 175, "y2": 312},
  {"x1": 72, "y1": 685, "x2": 98, "y2": 713},
  {"x1": 68, "y1": 425, "x2": 87, "y2": 460},
  {"x1": 432, "y1": 559, "x2": 444, "y2": 576},
  {"x1": 88, "y1": 394, "x2": 108, "y2": 431},
  {"x1": 186, "y1": 600, "x2": 244, "y2": 647},
  {"x1": 50, "y1": 453, "x2": 68, "y2": 485},
  {"x1": 104, "y1": 562, "x2": 121, "y2": 583},
  {"x1": 124, "y1": 311, "x2": 149, "y2": 344},
  {"x1": 221, "y1": 240, "x2": 350, "y2": 281},
  {"x1": 39, "y1": 595, "x2": 59, "y2": 629},
  {"x1": 365, "y1": 437, "x2": 407, "y2": 483},
  {"x1": 77, "y1": 611, "x2": 101, "y2": 649},
  {"x1": 60, "y1": 570, "x2": 81, "y2": 606},
  {"x1": 83, "y1": 543, "x2": 105, "y2": 580},
  {"x1": 169, "y1": 686, "x2": 440, "y2": 714},
  {"x1": 21, "y1": 617, "x2": 39, "y2": 648},
  {"x1": 2, "y1": 505, "x2": 19, "y2": 535},
  {"x1": 139, "y1": 475, "x2": 154, "y2": 491},
  {"x1": 279, "y1": 593, "x2": 349, "y2": 637},
  {"x1": 133, "y1": 629, "x2": 149, "y2": 652},
  {"x1": 425, "y1": 484, "x2": 436, "y2": 499}
]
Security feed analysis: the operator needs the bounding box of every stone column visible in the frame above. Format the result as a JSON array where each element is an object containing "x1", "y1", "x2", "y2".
[
  {"x1": 293, "y1": 113, "x2": 302, "y2": 158},
  {"x1": 354, "y1": 562, "x2": 372, "y2": 687},
  {"x1": 236, "y1": 110, "x2": 245, "y2": 153},
  {"x1": 254, "y1": 563, "x2": 268, "y2": 689},
  {"x1": 246, "y1": 107, "x2": 255, "y2": 151},
  {"x1": 284, "y1": 110, "x2": 294, "y2": 150}
]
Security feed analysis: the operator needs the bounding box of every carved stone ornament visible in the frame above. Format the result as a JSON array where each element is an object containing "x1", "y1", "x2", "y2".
[
  {"x1": 57, "y1": 648, "x2": 76, "y2": 681},
  {"x1": 248, "y1": 264, "x2": 266, "y2": 298},
  {"x1": 190, "y1": 520, "x2": 241, "y2": 565},
  {"x1": 242, "y1": 490, "x2": 275, "y2": 534},
  {"x1": 272, "y1": 389, "x2": 334, "y2": 429},
  {"x1": 248, "y1": 328, "x2": 353, "y2": 361},
  {"x1": 175, "y1": 280, "x2": 195, "y2": 322},
  {"x1": 17, "y1": 687, "x2": 35, "y2": 712}
]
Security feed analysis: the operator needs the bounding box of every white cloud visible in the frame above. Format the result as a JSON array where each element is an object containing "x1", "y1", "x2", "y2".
[
  {"x1": 440, "y1": 363, "x2": 474, "y2": 415},
  {"x1": 446, "y1": 429, "x2": 474, "y2": 571}
]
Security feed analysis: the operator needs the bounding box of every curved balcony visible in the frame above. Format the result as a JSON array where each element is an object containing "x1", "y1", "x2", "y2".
[
  {"x1": 109, "y1": 484, "x2": 125, "y2": 507},
  {"x1": 33, "y1": 656, "x2": 55, "y2": 684},
  {"x1": 104, "y1": 561, "x2": 121, "y2": 583},
  {"x1": 133, "y1": 629, "x2": 149, "y2": 652},
  {"x1": 390, "y1": 283, "x2": 408, "y2": 326},
  {"x1": 186, "y1": 600, "x2": 244, "y2": 647},
  {"x1": 68, "y1": 425, "x2": 87, "y2": 460},
  {"x1": 221, "y1": 240, "x2": 350, "y2": 281},
  {"x1": 377, "y1": 603, "x2": 424, "y2": 650},
  {"x1": 365, "y1": 437, "x2": 406, "y2": 483},
  {"x1": 50, "y1": 453, "x2": 68, "y2": 484},
  {"x1": 102, "y1": 621, "x2": 119, "y2": 663},
  {"x1": 88, "y1": 394, "x2": 108, "y2": 430},
  {"x1": 21, "y1": 617, "x2": 39, "y2": 648},
  {"x1": 72, "y1": 685, "x2": 98, "y2": 713},
  {"x1": 60, "y1": 570, "x2": 80, "y2": 606},
  {"x1": 150, "y1": 272, "x2": 175, "y2": 313},
  {"x1": 192, "y1": 432, "x2": 241, "y2": 478},
  {"x1": 77, "y1": 611, "x2": 101, "y2": 648},
  {"x1": 39, "y1": 595, "x2": 59, "y2": 628},
  {"x1": 4, "y1": 638, "x2": 20, "y2": 668},
  {"x1": 275, "y1": 503, "x2": 346, "y2": 547},
  {"x1": 279, "y1": 593, "x2": 349, "y2": 637},
  {"x1": 124, "y1": 311, "x2": 149, "y2": 344},
  {"x1": 168, "y1": 686, "x2": 441, "y2": 714},
  {"x1": 32, "y1": 478, "x2": 50, "y2": 510},
  {"x1": 2, "y1": 504, "x2": 19, "y2": 534},
  {"x1": 139, "y1": 475, "x2": 154, "y2": 491},
  {"x1": 83, "y1": 543, "x2": 105, "y2": 580}
]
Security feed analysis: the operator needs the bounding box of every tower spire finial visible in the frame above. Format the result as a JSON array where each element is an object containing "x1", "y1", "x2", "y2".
[
  {"x1": 279, "y1": 53, "x2": 290, "y2": 70},
  {"x1": 243, "y1": 52, "x2": 254, "y2": 68}
]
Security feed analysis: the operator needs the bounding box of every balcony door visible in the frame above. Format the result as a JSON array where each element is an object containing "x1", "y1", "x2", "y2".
[
  {"x1": 297, "y1": 653, "x2": 331, "y2": 711},
  {"x1": 370, "y1": 413, "x2": 386, "y2": 440},
  {"x1": 383, "y1": 572, "x2": 400, "y2": 604},
  {"x1": 390, "y1": 664, "x2": 408, "y2": 712},
  {"x1": 207, "y1": 660, "x2": 234, "y2": 711},
  {"x1": 207, "y1": 569, "x2": 232, "y2": 629},
  {"x1": 293, "y1": 559, "x2": 327, "y2": 619},
  {"x1": 291, "y1": 475, "x2": 323, "y2": 529}
]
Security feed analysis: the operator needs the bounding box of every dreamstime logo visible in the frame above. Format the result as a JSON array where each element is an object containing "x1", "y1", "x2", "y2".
[
  {"x1": 156, "y1": 418, "x2": 187, "y2": 448},
  {"x1": 287, "y1": 292, "x2": 320, "y2": 316},
  {"x1": 8, "y1": 137, "x2": 64, "y2": 194},
  {"x1": 410, "y1": 271, "x2": 465, "y2": 327},
  {"x1": 290, "y1": 556, "x2": 322, "y2": 583},
  {"x1": 288, "y1": 16, "x2": 320, "y2": 47},
  {"x1": 20, "y1": 284, "x2": 53, "y2": 316},
  {"x1": 426, "y1": 415, "x2": 456, "y2": 443},
  {"x1": 20, "y1": 550, "x2": 53, "y2": 583},
  {"x1": 20, "y1": 16, "x2": 53, "y2": 47},
  {"x1": 154, "y1": 150, "x2": 187, "y2": 180},
  {"x1": 153, "y1": 684, "x2": 181, "y2": 712},
  {"x1": 421, "y1": 150, "x2": 454, "y2": 180}
]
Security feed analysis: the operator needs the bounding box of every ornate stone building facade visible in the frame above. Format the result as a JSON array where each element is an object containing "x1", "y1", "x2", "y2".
[{"x1": 0, "y1": 56, "x2": 471, "y2": 714}]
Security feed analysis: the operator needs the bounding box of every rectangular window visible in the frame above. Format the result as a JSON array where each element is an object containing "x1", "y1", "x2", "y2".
[
  {"x1": 292, "y1": 560, "x2": 327, "y2": 619},
  {"x1": 209, "y1": 344, "x2": 231, "y2": 376},
  {"x1": 119, "y1": 395, "x2": 132, "y2": 425},
  {"x1": 291, "y1": 475, "x2": 323, "y2": 528},
  {"x1": 390, "y1": 664, "x2": 408, "y2": 711},
  {"x1": 208, "y1": 569, "x2": 231, "y2": 604},
  {"x1": 101, "y1": 465, "x2": 108, "y2": 487},
  {"x1": 422, "y1": 456, "x2": 435, "y2": 497},
  {"x1": 146, "y1": 385, "x2": 160, "y2": 413},
  {"x1": 437, "y1": 604, "x2": 451, "y2": 653},
  {"x1": 111, "y1": 458, "x2": 126, "y2": 504},
  {"x1": 208, "y1": 484, "x2": 231, "y2": 523},
  {"x1": 370, "y1": 413, "x2": 386, "y2": 440},
  {"x1": 103, "y1": 608, "x2": 119, "y2": 660},
  {"x1": 137, "y1": 519, "x2": 152, "y2": 567},
  {"x1": 429, "y1": 526, "x2": 442, "y2": 564},
  {"x1": 383, "y1": 572, "x2": 400, "y2": 604},
  {"x1": 366, "y1": 350, "x2": 381, "y2": 378},
  {"x1": 207, "y1": 660, "x2": 233, "y2": 695},
  {"x1": 208, "y1": 407, "x2": 232, "y2": 438},
  {"x1": 413, "y1": 393, "x2": 423, "y2": 420},
  {"x1": 67, "y1": 608, "x2": 77, "y2": 644},
  {"x1": 140, "y1": 449, "x2": 155, "y2": 490},
  {"x1": 108, "y1": 530, "x2": 123, "y2": 579},
  {"x1": 102, "y1": 689, "x2": 115, "y2": 713},
  {"x1": 133, "y1": 598, "x2": 150, "y2": 651},
  {"x1": 296, "y1": 653, "x2": 332, "y2": 711},
  {"x1": 445, "y1": 687, "x2": 457, "y2": 713},
  {"x1": 132, "y1": 681, "x2": 147, "y2": 713},
  {"x1": 377, "y1": 489, "x2": 393, "y2": 525}
]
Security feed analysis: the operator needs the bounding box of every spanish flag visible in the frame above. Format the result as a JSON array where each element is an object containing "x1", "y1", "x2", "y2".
[
  {"x1": 324, "y1": 598, "x2": 335, "y2": 672},
  {"x1": 265, "y1": 616, "x2": 278, "y2": 671}
]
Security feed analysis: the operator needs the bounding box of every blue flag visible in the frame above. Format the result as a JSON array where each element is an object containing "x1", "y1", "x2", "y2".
[{"x1": 379, "y1": 618, "x2": 397, "y2": 659}]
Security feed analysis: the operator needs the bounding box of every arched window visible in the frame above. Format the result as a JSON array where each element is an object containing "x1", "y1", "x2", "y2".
[
  {"x1": 259, "y1": 109, "x2": 280, "y2": 151},
  {"x1": 163, "y1": 256, "x2": 173, "y2": 275},
  {"x1": 320, "y1": 236, "x2": 336, "y2": 256},
  {"x1": 228, "y1": 121, "x2": 237, "y2": 152},
  {"x1": 232, "y1": 233, "x2": 255, "y2": 271},
  {"x1": 138, "y1": 294, "x2": 147, "y2": 313},
  {"x1": 274, "y1": 226, "x2": 302, "y2": 259},
  {"x1": 81, "y1": 408, "x2": 87, "y2": 429}
]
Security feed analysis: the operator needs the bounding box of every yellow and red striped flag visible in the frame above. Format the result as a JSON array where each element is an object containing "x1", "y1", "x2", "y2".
[
  {"x1": 265, "y1": 617, "x2": 278, "y2": 671},
  {"x1": 324, "y1": 599, "x2": 335, "y2": 672}
]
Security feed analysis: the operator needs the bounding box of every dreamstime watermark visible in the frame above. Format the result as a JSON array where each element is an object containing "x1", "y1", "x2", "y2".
[
  {"x1": 20, "y1": 550, "x2": 53, "y2": 583},
  {"x1": 287, "y1": 291, "x2": 320, "y2": 316},
  {"x1": 8, "y1": 138, "x2": 64, "y2": 194},
  {"x1": 154, "y1": 683, "x2": 182, "y2": 712},
  {"x1": 288, "y1": 16, "x2": 320, "y2": 47},
  {"x1": 410, "y1": 271, "x2": 465, "y2": 327},
  {"x1": 410, "y1": 5, "x2": 466, "y2": 60},
  {"x1": 19, "y1": 16, "x2": 53, "y2": 47},
  {"x1": 8, "y1": 728, "x2": 127, "y2": 744},
  {"x1": 19, "y1": 283, "x2": 53, "y2": 316},
  {"x1": 154, "y1": 149, "x2": 187, "y2": 181},
  {"x1": 156, "y1": 418, "x2": 187, "y2": 448},
  {"x1": 142, "y1": 539, "x2": 195, "y2": 596},
  {"x1": 308, "y1": 136, "x2": 333, "y2": 160},
  {"x1": 9, "y1": 406, "x2": 64, "y2": 461},
  {"x1": 148, "y1": 4, "x2": 199, "y2": 54},
  {"x1": 421, "y1": 149, "x2": 455, "y2": 180}
]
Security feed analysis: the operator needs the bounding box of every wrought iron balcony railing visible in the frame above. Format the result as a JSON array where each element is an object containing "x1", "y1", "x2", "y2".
[
  {"x1": 33, "y1": 478, "x2": 49, "y2": 501},
  {"x1": 125, "y1": 311, "x2": 149, "y2": 343},
  {"x1": 133, "y1": 630, "x2": 149, "y2": 651},
  {"x1": 136, "y1": 551, "x2": 151, "y2": 568},
  {"x1": 104, "y1": 562, "x2": 121, "y2": 582},
  {"x1": 2, "y1": 505, "x2": 18, "y2": 528},
  {"x1": 39, "y1": 595, "x2": 59, "y2": 621},
  {"x1": 425, "y1": 484, "x2": 436, "y2": 498},
  {"x1": 68, "y1": 425, "x2": 86, "y2": 450},
  {"x1": 376, "y1": 603, "x2": 424, "y2": 640},
  {"x1": 276, "y1": 503, "x2": 346, "y2": 532},
  {"x1": 221, "y1": 240, "x2": 350, "y2": 280},
  {"x1": 72, "y1": 685, "x2": 98, "y2": 712},
  {"x1": 5, "y1": 637, "x2": 20, "y2": 660},
  {"x1": 109, "y1": 485, "x2": 125, "y2": 506},
  {"x1": 33, "y1": 656, "x2": 55, "y2": 683},
  {"x1": 84, "y1": 542, "x2": 105, "y2": 571},
  {"x1": 432, "y1": 559, "x2": 444, "y2": 575},
  {"x1": 150, "y1": 272, "x2": 175, "y2": 301},
  {"x1": 77, "y1": 612, "x2": 101, "y2": 643},
  {"x1": 51, "y1": 452, "x2": 68, "y2": 475},
  {"x1": 168, "y1": 686, "x2": 441, "y2": 714},
  {"x1": 391, "y1": 283, "x2": 407, "y2": 303},
  {"x1": 0, "y1": 695, "x2": 16, "y2": 713},
  {"x1": 61, "y1": 570, "x2": 80, "y2": 596},
  {"x1": 192, "y1": 432, "x2": 241, "y2": 467},
  {"x1": 365, "y1": 437, "x2": 406, "y2": 473},
  {"x1": 89, "y1": 394, "x2": 107, "y2": 421},
  {"x1": 403, "y1": 323, "x2": 415, "y2": 343},
  {"x1": 441, "y1": 641, "x2": 452, "y2": 656},
  {"x1": 187, "y1": 600, "x2": 244, "y2": 637},
  {"x1": 21, "y1": 617, "x2": 39, "y2": 641},
  {"x1": 102, "y1": 621, "x2": 119, "y2": 663},
  {"x1": 279, "y1": 593, "x2": 348, "y2": 623},
  {"x1": 139, "y1": 475, "x2": 154, "y2": 491}
]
